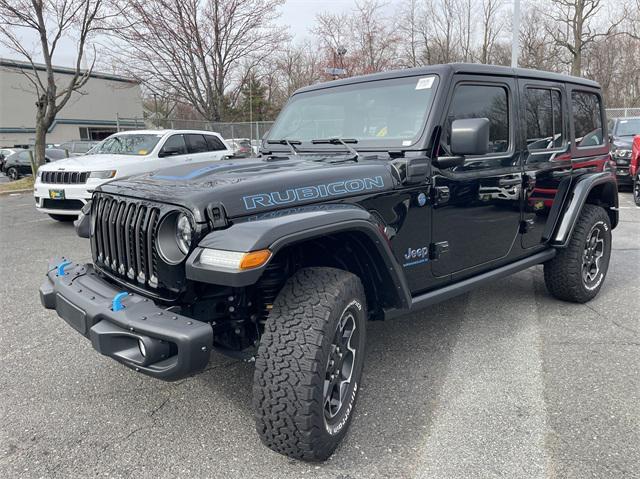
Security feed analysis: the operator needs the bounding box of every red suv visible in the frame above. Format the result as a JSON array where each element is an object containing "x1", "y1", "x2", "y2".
[{"x1": 632, "y1": 135, "x2": 640, "y2": 205}]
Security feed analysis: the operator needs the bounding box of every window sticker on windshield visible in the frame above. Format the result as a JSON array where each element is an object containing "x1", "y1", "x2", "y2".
[
  {"x1": 620, "y1": 120, "x2": 628, "y2": 123},
  {"x1": 415, "y1": 77, "x2": 435, "y2": 90},
  {"x1": 402, "y1": 140, "x2": 412, "y2": 146},
  {"x1": 138, "y1": 149, "x2": 148, "y2": 155}
]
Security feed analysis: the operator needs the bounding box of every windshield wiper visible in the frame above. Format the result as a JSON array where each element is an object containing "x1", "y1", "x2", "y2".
[
  {"x1": 266, "y1": 139, "x2": 301, "y2": 156},
  {"x1": 311, "y1": 138, "x2": 359, "y2": 160}
]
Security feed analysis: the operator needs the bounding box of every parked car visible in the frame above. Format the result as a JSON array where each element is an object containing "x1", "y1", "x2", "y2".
[
  {"x1": 608, "y1": 116, "x2": 640, "y2": 186},
  {"x1": 58, "y1": 140, "x2": 100, "y2": 156},
  {"x1": 632, "y1": 134, "x2": 640, "y2": 205},
  {"x1": 227, "y1": 138, "x2": 254, "y2": 157},
  {"x1": 41, "y1": 64, "x2": 617, "y2": 461},
  {"x1": 34, "y1": 129, "x2": 232, "y2": 221},
  {"x1": 4, "y1": 148, "x2": 68, "y2": 180},
  {"x1": 0, "y1": 147, "x2": 20, "y2": 173}
]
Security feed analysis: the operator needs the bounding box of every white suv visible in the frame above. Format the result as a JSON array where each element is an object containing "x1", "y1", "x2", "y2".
[{"x1": 34, "y1": 130, "x2": 232, "y2": 221}]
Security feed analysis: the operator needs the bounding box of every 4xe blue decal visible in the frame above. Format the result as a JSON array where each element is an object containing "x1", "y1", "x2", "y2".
[
  {"x1": 403, "y1": 246, "x2": 429, "y2": 267},
  {"x1": 153, "y1": 163, "x2": 234, "y2": 181},
  {"x1": 243, "y1": 176, "x2": 385, "y2": 210}
]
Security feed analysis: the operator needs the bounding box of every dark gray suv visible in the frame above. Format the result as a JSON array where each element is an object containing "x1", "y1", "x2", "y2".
[{"x1": 608, "y1": 117, "x2": 640, "y2": 186}]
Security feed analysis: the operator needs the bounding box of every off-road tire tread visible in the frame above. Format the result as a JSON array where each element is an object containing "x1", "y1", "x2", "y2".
[
  {"x1": 544, "y1": 204, "x2": 610, "y2": 303},
  {"x1": 253, "y1": 267, "x2": 365, "y2": 461}
]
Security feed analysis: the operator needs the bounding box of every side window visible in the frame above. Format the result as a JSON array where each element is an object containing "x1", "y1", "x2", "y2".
[
  {"x1": 445, "y1": 84, "x2": 510, "y2": 155},
  {"x1": 18, "y1": 151, "x2": 31, "y2": 163},
  {"x1": 572, "y1": 90, "x2": 603, "y2": 147},
  {"x1": 185, "y1": 134, "x2": 208, "y2": 153},
  {"x1": 525, "y1": 88, "x2": 564, "y2": 151},
  {"x1": 204, "y1": 135, "x2": 226, "y2": 151},
  {"x1": 161, "y1": 134, "x2": 187, "y2": 156}
]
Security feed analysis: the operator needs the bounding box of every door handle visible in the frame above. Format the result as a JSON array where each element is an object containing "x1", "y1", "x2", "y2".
[{"x1": 551, "y1": 170, "x2": 572, "y2": 178}]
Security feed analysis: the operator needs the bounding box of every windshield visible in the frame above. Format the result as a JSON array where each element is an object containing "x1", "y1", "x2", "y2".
[
  {"x1": 267, "y1": 75, "x2": 439, "y2": 148},
  {"x1": 615, "y1": 118, "x2": 640, "y2": 137},
  {"x1": 91, "y1": 134, "x2": 162, "y2": 156}
]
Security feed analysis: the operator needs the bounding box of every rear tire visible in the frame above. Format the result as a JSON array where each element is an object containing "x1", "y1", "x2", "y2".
[
  {"x1": 48, "y1": 214, "x2": 77, "y2": 222},
  {"x1": 253, "y1": 267, "x2": 367, "y2": 461},
  {"x1": 634, "y1": 175, "x2": 640, "y2": 207},
  {"x1": 544, "y1": 204, "x2": 611, "y2": 303}
]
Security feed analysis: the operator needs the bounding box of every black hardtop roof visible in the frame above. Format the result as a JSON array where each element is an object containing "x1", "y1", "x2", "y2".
[{"x1": 295, "y1": 63, "x2": 600, "y2": 95}]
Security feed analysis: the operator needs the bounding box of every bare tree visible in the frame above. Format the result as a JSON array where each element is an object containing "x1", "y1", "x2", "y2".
[
  {"x1": 0, "y1": 0, "x2": 106, "y2": 167},
  {"x1": 480, "y1": 0, "x2": 504, "y2": 64},
  {"x1": 108, "y1": 0, "x2": 286, "y2": 122},
  {"x1": 543, "y1": 0, "x2": 624, "y2": 76}
]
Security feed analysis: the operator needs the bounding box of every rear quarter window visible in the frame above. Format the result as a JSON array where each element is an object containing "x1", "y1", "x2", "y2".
[{"x1": 572, "y1": 90, "x2": 604, "y2": 148}]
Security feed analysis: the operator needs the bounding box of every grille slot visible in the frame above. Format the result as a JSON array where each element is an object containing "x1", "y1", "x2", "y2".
[
  {"x1": 42, "y1": 171, "x2": 88, "y2": 184},
  {"x1": 92, "y1": 194, "x2": 161, "y2": 289}
]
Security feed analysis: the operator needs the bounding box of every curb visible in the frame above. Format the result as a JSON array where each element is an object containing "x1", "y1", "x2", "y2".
[{"x1": 0, "y1": 188, "x2": 32, "y2": 196}]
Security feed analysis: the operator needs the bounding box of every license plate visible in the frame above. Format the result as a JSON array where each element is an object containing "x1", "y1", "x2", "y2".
[
  {"x1": 616, "y1": 170, "x2": 628, "y2": 176},
  {"x1": 49, "y1": 189, "x2": 65, "y2": 199}
]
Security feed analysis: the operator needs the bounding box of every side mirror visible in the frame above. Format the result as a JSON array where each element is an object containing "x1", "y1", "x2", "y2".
[
  {"x1": 450, "y1": 118, "x2": 490, "y2": 156},
  {"x1": 158, "y1": 146, "x2": 182, "y2": 158}
]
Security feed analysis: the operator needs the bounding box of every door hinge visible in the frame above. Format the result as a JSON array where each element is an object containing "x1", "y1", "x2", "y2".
[
  {"x1": 520, "y1": 218, "x2": 535, "y2": 233},
  {"x1": 429, "y1": 241, "x2": 449, "y2": 260}
]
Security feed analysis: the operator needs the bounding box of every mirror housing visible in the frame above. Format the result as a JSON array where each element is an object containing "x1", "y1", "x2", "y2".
[
  {"x1": 158, "y1": 146, "x2": 182, "y2": 158},
  {"x1": 450, "y1": 118, "x2": 490, "y2": 156}
]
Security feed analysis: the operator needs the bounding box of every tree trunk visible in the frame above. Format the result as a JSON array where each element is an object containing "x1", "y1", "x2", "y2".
[{"x1": 34, "y1": 118, "x2": 48, "y2": 168}]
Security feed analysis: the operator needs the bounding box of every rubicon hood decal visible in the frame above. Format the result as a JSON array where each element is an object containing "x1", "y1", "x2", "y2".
[
  {"x1": 99, "y1": 156, "x2": 396, "y2": 220},
  {"x1": 243, "y1": 176, "x2": 385, "y2": 210}
]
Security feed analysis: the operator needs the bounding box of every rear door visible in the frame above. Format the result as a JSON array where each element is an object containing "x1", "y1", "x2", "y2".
[
  {"x1": 519, "y1": 80, "x2": 572, "y2": 248},
  {"x1": 203, "y1": 134, "x2": 230, "y2": 160},
  {"x1": 431, "y1": 76, "x2": 522, "y2": 277}
]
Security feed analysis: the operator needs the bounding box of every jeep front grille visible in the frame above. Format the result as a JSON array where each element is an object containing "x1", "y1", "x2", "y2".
[
  {"x1": 42, "y1": 171, "x2": 89, "y2": 184},
  {"x1": 91, "y1": 194, "x2": 161, "y2": 289}
]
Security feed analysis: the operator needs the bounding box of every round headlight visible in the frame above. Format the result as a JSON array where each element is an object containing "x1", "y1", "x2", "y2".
[
  {"x1": 157, "y1": 211, "x2": 193, "y2": 265},
  {"x1": 176, "y1": 213, "x2": 192, "y2": 254}
]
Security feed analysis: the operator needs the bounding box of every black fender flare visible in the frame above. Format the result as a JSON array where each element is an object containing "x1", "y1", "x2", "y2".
[
  {"x1": 185, "y1": 204, "x2": 411, "y2": 309},
  {"x1": 551, "y1": 171, "x2": 618, "y2": 247}
]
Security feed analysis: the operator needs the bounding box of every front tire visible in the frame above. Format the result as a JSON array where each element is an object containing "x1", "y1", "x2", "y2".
[
  {"x1": 633, "y1": 175, "x2": 640, "y2": 207},
  {"x1": 544, "y1": 204, "x2": 611, "y2": 303},
  {"x1": 253, "y1": 267, "x2": 367, "y2": 461},
  {"x1": 7, "y1": 167, "x2": 19, "y2": 181},
  {"x1": 48, "y1": 214, "x2": 77, "y2": 222}
]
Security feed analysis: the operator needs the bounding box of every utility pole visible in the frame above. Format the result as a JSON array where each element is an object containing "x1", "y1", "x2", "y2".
[
  {"x1": 249, "y1": 73, "x2": 253, "y2": 142},
  {"x1": 511, "y1": 0, "x2": 520, "y2": 68}
]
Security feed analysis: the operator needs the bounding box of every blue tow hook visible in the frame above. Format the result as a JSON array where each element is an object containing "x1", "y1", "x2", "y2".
[
  {"x1": 57, "y1": 260, "x2": 72, "y2": 276},
  {"x1": 112, "y1": 292, "x2": 129, "y2": 312}
]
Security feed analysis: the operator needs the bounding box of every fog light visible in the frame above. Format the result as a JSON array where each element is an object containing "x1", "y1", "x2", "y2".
[{"x1": 138, "y1": 339, "x2": 147, "y2": 357}]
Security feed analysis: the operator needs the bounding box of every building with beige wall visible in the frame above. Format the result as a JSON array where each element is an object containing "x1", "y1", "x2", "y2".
[{"x1": 0, "y1": 58, "x2": 143, "y2": 147}]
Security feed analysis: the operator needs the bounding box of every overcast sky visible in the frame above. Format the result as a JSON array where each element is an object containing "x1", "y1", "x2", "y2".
[{"x1": 0, "y1": 0, "x2": 366, "y2": 69}]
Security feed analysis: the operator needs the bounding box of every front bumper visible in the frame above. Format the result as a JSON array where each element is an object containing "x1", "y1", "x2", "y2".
[{"x1": 40, "y1": 258, "x2": 213, "y2": 381}]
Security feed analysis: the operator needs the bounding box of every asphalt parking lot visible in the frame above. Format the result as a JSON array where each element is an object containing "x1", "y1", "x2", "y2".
[{"x1": 1, "y1": 192, "x2": 638, "y2": 479}]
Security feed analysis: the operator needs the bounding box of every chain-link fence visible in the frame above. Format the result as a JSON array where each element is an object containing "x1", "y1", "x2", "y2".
[
  {"x1": 132, "y1": 118, "x2": 275, "y2": 143},
  {"x1": 606, "y1": 108, "x2": 640, "y2": 119}
]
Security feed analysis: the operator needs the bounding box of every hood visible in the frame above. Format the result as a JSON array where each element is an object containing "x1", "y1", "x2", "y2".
[
  {"x1": 99, "y1": 156, "x2": 397, "y2": 221},
  {"x1": 38, "y1": 154, "x2": 147, "y2": 172},
  {"x1": 612, "y1": 137, "x2": 633, "y2": 150}
]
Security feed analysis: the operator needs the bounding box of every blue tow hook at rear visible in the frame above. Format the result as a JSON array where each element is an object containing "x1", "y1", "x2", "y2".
[
  {"x1": 57, "y1": 260, "x2": 72, "y2": 276},
  {"x1": 112, "y1": 292, "x2": 129, "y2": 312}
]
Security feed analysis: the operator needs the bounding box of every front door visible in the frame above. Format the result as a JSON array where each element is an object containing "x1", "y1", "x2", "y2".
[{"x1": 431, "y1": 76, "x2": 523, "y2": 277}]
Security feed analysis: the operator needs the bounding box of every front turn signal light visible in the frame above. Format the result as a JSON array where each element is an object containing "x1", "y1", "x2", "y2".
[{"x1": 239, "y1": 249, "x2": 272, "y2": 270}]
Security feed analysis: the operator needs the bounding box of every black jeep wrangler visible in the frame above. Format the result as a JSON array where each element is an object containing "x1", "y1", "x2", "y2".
[{"x1": 40, "y1": 64, "x2": 618, "y2": 461}]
